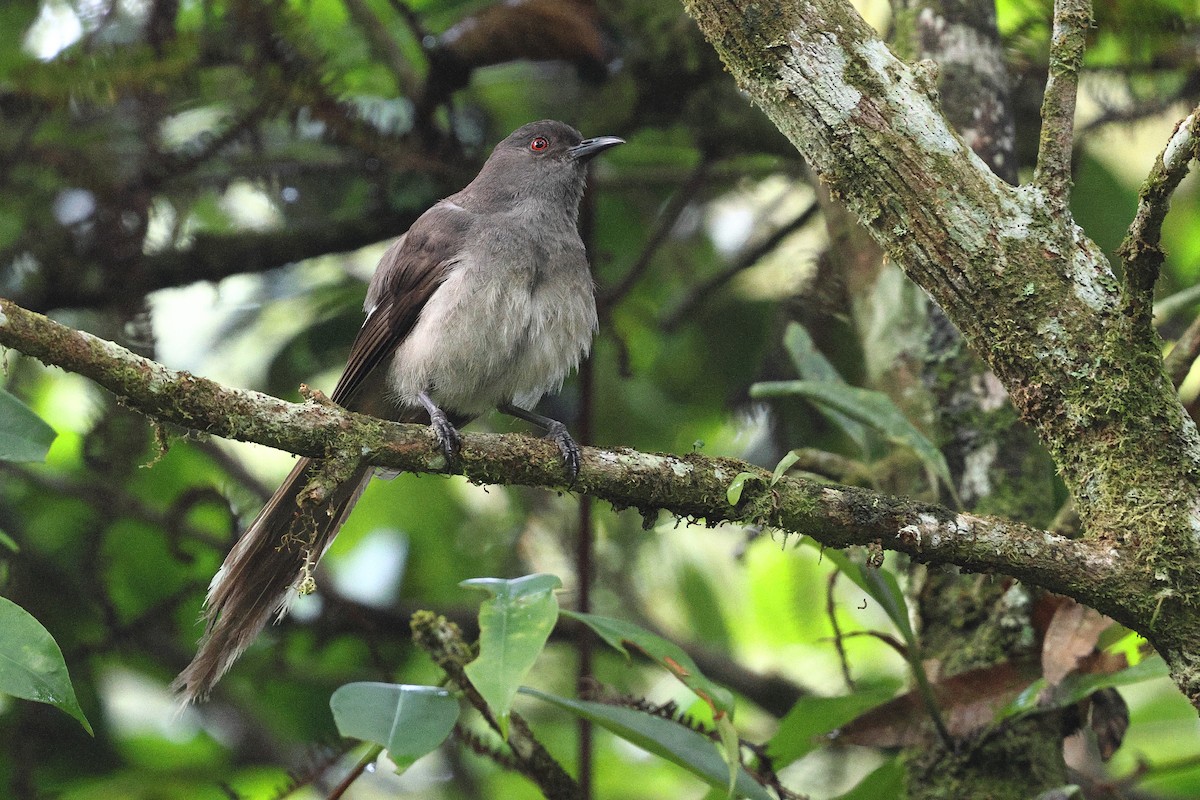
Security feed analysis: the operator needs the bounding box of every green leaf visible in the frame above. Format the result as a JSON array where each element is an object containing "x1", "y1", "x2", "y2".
[
  {"x1": 1000, "y1": 655, "x2": 1170, "y2": 720},
  {"x1": 0, "y1": 596, "x2": 92, "y2": 734},
  {"x1": 782, "y1": 323, "x2": 868, "y2": 451},
  {"x1": 461, "y1": 574, "x2": 562, "y2": 738},
  {"x1": 0, "y1": 529, "x2": 18, "y2": 553},
  {"x1": 783, "y1": 322, "x2": 843, "y2": 384},
  {"x1": 562, "y1": 610, "x2": 735, "y2": 718},
  {"x1": 726, "y1": 472, "x2": 755, "y2": 505},
  {"x1": 716, "y1": 714, "x2": 740, "y2": 798},
  {"x1": 0, "y1": 388, "x2": 57, "y2": 463},
  {"x1": 770, "y1": 451, "x2": 801, "y2": 485},
  {"x1": 330, "y1": 682, "x2": 458, "y2": 772},
  {"x1": 767, "y1": 684, "x2": 901, "y2": 768},
  {"x1": 832, "y1": 757, "x2": 904, "y2": 799},
  {"x1": 520, "y1": 687, "x2": 772, "y2": 800},
  {"x1": 750, "y1": 379, "x2": 952, "y2": 495}
]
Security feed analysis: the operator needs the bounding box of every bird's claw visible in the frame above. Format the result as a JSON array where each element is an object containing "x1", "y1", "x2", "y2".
[
  {"x1": 428, "y1": 410, "x2": 462, "y2": 472},
  {"x1": 545, "y1": 421, "x2": 581, "y2": 485}
]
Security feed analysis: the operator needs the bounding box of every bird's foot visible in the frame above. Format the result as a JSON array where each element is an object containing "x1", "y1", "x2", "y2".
[
  {"x1": 429, "y1": 410, "x2": 462, "y2": 471},
  {"x1": 543, "y1": 420, "x2": 582, "y2": 486},
  {"x1": 419, "y1": 392, "x2": 462, "y2": 472}
]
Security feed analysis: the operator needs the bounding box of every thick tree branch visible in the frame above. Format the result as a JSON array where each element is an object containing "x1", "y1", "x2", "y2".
[
  {"x1": 0, "y1": 296, "x2": 1126, "y2": 618},
  {"x1": 1033, "y1": 0, "x2": 1092, "y2": 205}
]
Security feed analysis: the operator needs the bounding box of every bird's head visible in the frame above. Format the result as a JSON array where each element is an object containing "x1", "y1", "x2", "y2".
[{"x1": 469, "y1": 120, "x2": 624, "y2": 209}]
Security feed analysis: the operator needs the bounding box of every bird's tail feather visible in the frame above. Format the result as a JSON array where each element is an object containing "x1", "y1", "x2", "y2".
[{"x1": 172, "y1": 456, "x2": 372, "y2": 704}]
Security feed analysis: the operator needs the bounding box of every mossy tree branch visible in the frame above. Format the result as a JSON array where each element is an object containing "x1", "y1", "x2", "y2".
[
  {"x1": 0, "y1": 295, "x2": 1128, "y2": 626},
  {"x1": 680, "y1": 0, "x2": 1200, "y2": 708}
]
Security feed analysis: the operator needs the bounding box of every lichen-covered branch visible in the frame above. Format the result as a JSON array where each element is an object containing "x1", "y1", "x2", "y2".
[
  {"x1": 1033, "y1": 0, "x2": 1092, "y2": 205},
  {"x1": 0, "y1": 296, "x2": 1130, "y2": 621},
  {"x1": 1119, "y1": 105, "x2": 1200, "y2": 326}
]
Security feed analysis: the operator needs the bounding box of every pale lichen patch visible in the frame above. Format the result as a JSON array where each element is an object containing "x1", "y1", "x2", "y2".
[
  {"x1": 781, "y1": 31, "x2": 861, "y2": 128},
  {"x1": 1163, "y1": 112, "x2": 1196, "y2": 170},
  {"x1": 1067, "y1": 227, "x2": 1118, "y2": 312},
  {"x1": 853, "y1": 39, "x2": 960, "y2": 155}
]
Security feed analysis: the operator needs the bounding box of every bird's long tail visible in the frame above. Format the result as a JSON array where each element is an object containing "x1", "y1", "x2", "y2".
[{"x1": 172, "y1": 457, "x2": 372, "y2": 704}]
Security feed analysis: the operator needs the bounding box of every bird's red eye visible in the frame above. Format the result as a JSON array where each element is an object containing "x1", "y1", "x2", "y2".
[{"x1": 530, "y1": 137, "x2": 549, "y2": 151}]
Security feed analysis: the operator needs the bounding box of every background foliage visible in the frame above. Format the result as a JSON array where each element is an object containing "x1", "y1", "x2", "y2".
[{"x1": 2, "y1": 0, "x2": 1200, "y2": 797}]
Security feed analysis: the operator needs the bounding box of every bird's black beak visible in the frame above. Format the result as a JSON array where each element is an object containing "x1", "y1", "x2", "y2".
[{"x1": 568, "y1": 135, "x2": 625, "y2": 162}]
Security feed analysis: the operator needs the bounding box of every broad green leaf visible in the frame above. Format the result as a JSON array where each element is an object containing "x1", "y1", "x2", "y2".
[
  {"x1": 0, "y1": 388, "x2": 57, "y2": 463},
  {"x1": 750, "y1": 379, "x2": 952, "y2": 494},
  {"x1": 0, "y1": 596, "x2": 91, "y2": 734},
  {"x1": 562, "y1": 610, "x2": 735, "y2": 718},
  {"x1": 767, "y1": 684, "x2": 901, "y2": 768},
  {"x1": 330, "y1": 682, "x2": 458, "y2": 772},
  {"x1": 832, "y1": 757, "x2": 904, "y2": 800},
  {"x1": 783, "y1": 322, "x2": 843, "y2": 384},
  {"x1": 726, "y1": 472, "x2": 755, "y2": 505},
  {"x1": 461, "y1": 574, "x2": 562, "y2": 738},
  {"x1": 520, "y1": 687, "x2": 771, "y2": 800},
  {"x1": 782, "y1": 323, "x2": 868, "y2": 451},
  {"x1": 1000, "y1": 655, "x2": 1170, "y2": 720}
]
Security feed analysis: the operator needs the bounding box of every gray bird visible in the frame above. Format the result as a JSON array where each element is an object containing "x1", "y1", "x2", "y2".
[{"x1": 173, "y1": 120, "x2": 624, "y2": 704}]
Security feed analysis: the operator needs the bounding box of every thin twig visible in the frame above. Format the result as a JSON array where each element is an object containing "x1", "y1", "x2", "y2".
[
  {"x1": 385, "y1": 0, "x2": 432, "y2": 51},
  {"x1": 1118, "y1": 105, "x2": 1200, "y2": 326},
  {"x1": 326, "y1": 745, "x2": 384, "y2": 800},
  {"x1": 411, "y1": 613, "x2": 580, "y2": 800},
  {"x1": 826, "y1": 571, "x2": 855, "y2": 690},
  {"x1": 1033, "y1": 0, "x2": 1092, "y2": 206},
  {"x1": 1079, "y1": 74, "x2": 1200, "y2": 136},
  {"x1": 661, "y1": 201, "x2": 818, "y2": 331},
  {"x1": 342, "y1": 0, "x2": 421, "y2": 98},
  {"x1": 1154, "y1": 278, "x2": 1200, "y2": 325},
  {"x1": 1165, "y1": 312, "x2": 1200, "y2": 389},
  {"x1": 599, "y1": 161, "x2": 710, "y2": 312}
]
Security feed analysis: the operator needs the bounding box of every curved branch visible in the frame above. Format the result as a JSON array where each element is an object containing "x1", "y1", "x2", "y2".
[
  {"x1": 0, "y1": 296, "x2": 1130, "y2": 625},
  {"x1": 1119, "y1": 104, "x2": 1200, "y2": 323}
]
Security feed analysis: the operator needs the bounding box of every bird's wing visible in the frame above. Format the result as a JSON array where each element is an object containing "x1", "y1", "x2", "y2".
[{"x1": 331, "y1": 203, "x2": 472, "y2": 408}]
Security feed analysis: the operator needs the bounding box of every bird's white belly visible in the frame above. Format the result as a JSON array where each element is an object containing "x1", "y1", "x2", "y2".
[{"x1": 387, "y1": 260, "x2": 597, "y2": 416}]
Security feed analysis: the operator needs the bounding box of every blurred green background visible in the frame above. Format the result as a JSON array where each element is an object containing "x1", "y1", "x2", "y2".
[{"x1": 2, "y1": 0, "x2": 1199, "y2": 797}]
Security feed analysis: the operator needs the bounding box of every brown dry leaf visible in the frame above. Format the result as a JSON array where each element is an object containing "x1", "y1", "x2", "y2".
[
  {"x1": 1042, "y1": 599, "x2": 1114, "y2": 686},
  {"x1": 833, "y1": 660, "x2": 1042, "y2": 748}
]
